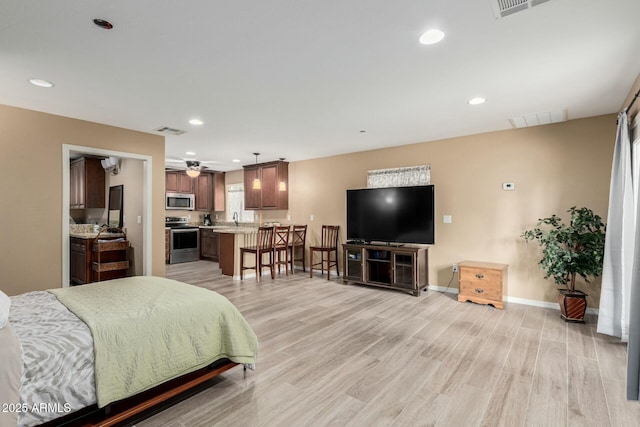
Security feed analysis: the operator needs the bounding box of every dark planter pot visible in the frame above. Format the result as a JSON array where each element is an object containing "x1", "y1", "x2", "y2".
[{"x1": 558, "y1": 289, "x2": 588, "y2": 322}]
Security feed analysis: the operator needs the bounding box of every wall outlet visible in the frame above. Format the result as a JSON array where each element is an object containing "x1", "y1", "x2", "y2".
[{"x1": 452, "y1": 263, "x2": 459, "y2": 273}]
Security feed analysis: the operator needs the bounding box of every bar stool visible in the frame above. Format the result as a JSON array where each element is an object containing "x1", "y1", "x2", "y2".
[
  {"x1": 309, "y1": 225, "x2": 340, "y2": 280},
  {"x1": 289, "y1": 225, "x2": 308, "y2": 273},
  {"x1": 274, "y1": 225, "x2": 291, "y2": 275},
  {"x1": 240, "y1": 226, "x2": 275, "y2": 282}
]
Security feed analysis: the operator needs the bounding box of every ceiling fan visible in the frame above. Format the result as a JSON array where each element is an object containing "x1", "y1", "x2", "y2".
[{"x1": 165, "y1": 157, "x2": 221, "y2": 177}]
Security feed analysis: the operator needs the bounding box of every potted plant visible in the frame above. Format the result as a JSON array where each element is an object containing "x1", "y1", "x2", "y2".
[{"x1": 522, "y1": 206, "x2": 606, "y2": 322}]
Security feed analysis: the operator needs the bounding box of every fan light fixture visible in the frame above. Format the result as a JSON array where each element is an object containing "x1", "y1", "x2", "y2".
[
  {"x1": 185, "y1": 160, "x2": 201, "y2": 178},
  {"x1": 252, "y1": 153, "x2": 261, "y2": 190}
]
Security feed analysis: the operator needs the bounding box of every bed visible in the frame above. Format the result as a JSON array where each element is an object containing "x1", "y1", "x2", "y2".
[{"x1": 0, "y1": 276, "x2": 258, "y2": 427}]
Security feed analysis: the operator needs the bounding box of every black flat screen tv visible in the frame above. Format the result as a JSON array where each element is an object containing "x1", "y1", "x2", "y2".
[{"x1": 346, "y1": 185, "x2": 435, "y2": 245}]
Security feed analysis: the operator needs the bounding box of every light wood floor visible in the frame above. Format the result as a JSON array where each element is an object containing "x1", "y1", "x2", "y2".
[{"x1": 137, "y1": 261, "x2": 640, "y2": 427}]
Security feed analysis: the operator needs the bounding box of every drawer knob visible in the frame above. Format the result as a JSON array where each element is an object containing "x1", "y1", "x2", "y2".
[
  {"x1": 474, "y1": 288, "x2": 484, "y2": 294},
  {"x1": 475, "y1": 273, "x2": 484, "y2": 279}
]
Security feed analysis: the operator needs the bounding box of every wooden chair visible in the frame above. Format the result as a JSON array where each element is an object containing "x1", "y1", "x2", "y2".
[
  {"x1": 289, "y1": 225, "x2": 308, "y2": 273},
  {"x1": 309, "y1": 225, "x2": 340, "y2": 280},
  {"x1": 273, "y1": 225, "x2": 291, "y2": 275},
  {"x1": 240, "y1": 226, "x2": 275, "y2": 282}
]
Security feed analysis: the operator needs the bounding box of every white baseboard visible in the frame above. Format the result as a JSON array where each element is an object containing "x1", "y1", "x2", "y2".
[{"x1": 427, "y1": 285, "x2": 599, "y2": 315}]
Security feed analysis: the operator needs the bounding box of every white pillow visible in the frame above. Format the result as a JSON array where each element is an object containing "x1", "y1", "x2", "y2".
[{"x1": 0, "y1": 290, "x2": 10, "y2": 329}]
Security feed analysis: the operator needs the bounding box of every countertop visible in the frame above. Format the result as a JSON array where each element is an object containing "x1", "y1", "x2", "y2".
[
  {"x1": 70, "y1": 232, "x2": 125, "y2": 240},
  {"x1": 199, "y1": 226, "x2": 257, "y2": 234}
]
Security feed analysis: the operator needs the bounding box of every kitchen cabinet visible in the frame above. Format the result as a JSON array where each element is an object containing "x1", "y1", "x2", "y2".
[
  {"x1": 165, "y1": 171, "x2": 195, "y2": 194},
  {"x1": 200, "y1": 228, "x2": 220, "y2": 261},
  {"x1": 196, "y1": 172, "x2": 225, "y2": 211},
  {"x1": 70, "y1": 237, "x2": 91, "y2": 284},
  {"x1": 165, "y1": 229, "x2": 170, "y2": 264},
  {"x1": 70, "y1": 157, "x2": 105, "y2": 209},
  {"x1": 243, "y1": 160, "x2": 288, "y2": 210}
]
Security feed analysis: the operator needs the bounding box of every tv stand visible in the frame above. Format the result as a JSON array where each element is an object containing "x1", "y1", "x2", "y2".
[{"x1": 342, "y1": 243, "x2": 428, "y2": 296}]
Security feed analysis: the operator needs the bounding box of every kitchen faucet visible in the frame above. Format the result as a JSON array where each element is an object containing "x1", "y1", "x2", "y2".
[{"x1": 233, "y1": 212, "x2": 239, "y2": 226}]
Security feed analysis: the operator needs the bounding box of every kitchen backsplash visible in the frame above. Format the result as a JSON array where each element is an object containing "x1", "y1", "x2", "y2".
[{"x1": 69, "y1": 224, "x2": 101, "y2": 234}]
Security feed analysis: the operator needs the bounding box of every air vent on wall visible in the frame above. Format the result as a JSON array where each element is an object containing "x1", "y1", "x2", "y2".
[
  {"x1": 155, "y1": 126, "x2": 186, "y2": 135},
  {"x1": 490, "y1": 0, "x2": 551, "y2": 19}
]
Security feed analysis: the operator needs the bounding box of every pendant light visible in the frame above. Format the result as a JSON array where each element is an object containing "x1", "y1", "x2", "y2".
[
  {"x1": 278, "y1": 158, "x2": 287, "y2": 192},
  {"x1": 252, "y1": 153, "x2": 262, "y2": 190}
]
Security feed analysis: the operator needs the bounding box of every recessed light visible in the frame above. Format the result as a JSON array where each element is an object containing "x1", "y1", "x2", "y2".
[
  {"x1": 232, "y1": 159, "x2": 241, "y2": 163},
  {"x1": 189, "y1": 119, "x2": 203, "y2": 126},
  {"x1": 419, "y1": 29, "x2": 445, "y2": 45},
  {"x1": 29, "y1": 78, "x2": 54, "y2": 88},
  {"x1": 185, "y1": 151, "x2": 196, "y2": 156},
  {"x1": 468, "y1": 97, "x2": 487, "y2": 105}
]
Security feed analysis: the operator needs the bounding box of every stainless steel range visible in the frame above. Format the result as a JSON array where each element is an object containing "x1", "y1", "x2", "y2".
[{"x1": 166, "y1": 217, "x2": 199, "y2": 264}]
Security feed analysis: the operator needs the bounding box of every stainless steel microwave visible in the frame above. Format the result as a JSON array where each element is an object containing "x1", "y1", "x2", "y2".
[{"x1": 166, "y1": 192, "x2": 195, "y2": 210}]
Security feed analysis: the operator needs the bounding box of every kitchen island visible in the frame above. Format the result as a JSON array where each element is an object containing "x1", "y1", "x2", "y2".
[{"x1": 199, "y1": 226, "x2": 258, "y2": 279}]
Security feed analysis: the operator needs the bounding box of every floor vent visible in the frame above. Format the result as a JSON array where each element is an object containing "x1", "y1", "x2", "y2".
[
  {"x1": 155, "y1": 126, "x2": 186, "y2": 135},
  {"x1": 491, "y1": 0, "x2": 551, "y2": 19}
]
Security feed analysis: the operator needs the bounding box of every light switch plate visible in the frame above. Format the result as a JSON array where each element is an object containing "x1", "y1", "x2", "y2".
[{"x1": 443, "y1": 215, "x2": 452, "y2": 224}]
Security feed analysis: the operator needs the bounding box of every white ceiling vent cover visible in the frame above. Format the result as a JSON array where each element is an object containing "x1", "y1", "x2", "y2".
[
  {"x1": 509, "y1": 109, "x2": 567, "y2": 128},
  {"x1": 491, "y1": 0, "x2": 551, "y2": 19},
  {"x1": 155, "y1": 126, "x2": 186, "y2": 135}
]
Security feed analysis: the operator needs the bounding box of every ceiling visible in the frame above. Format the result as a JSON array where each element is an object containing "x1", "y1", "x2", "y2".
[{"x1": 1, "y1": 1, "x2": 639, "y2": 171}]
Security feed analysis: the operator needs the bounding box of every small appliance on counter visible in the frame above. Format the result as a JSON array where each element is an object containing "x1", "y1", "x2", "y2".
[{"x1": 203, "y1": 214, "x2": 212, "y2": 226}]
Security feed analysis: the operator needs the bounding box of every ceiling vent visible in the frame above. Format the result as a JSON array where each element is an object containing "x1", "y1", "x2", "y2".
[
  {"x1": 509, "y1": 109, "x2": 567, "y2": 128},
  {"x1": 491, "y1": 0, "x2": 551, "y2": 19},
  {"x1": 155, "y1": 126, "x2": 186, "y2": 135}
]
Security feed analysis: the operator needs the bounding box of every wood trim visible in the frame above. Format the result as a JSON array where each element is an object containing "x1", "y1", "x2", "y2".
[
  {"x1": 41, "y1": 360, "x2": 239, "y2": 427},
  {"x1": 93, "y1": 362, "x2": 238, "y2": 427}
]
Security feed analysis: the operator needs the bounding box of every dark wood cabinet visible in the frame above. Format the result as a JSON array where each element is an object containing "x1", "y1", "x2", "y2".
[
  {"x1": 196, "y1": 172, "x2": 225, "y2": 212},
  {"x1": 165, "y1": 229, "x2": 170, "y2": 264},
  {"x1": 165, "y1": 171, "x2": 195, "y2": 194},
  {"x1": 70, "y1": 157, "x2": 105, "y2": 209},
  {"x1": 243, "y1": 160, "x2": 288, "y2": 210},
  {"x1": 219, "y1": 233, "x2": 235, "y2": 276},
  {"x1": 200, "y1": 228, "x2": 220, "y2": 261},
  {"x1": 71, "y1": 235, "x2": 127, "y2": 285},
  {"x1": 70, "y1": 237, "x2": 91, "y2": 284},
  {"x1": 343, "y1": 243, "x2": 428, "y2": 296}
]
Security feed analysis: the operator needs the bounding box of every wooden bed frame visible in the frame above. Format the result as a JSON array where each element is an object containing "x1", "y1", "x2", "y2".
[{"x1": 40, "y1": 359, "x2": 239, "y2": 427}]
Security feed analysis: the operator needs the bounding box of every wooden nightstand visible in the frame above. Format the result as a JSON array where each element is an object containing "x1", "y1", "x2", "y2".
[{"x1": 458, "y1": 261, "x2": 508, "y2": 309}]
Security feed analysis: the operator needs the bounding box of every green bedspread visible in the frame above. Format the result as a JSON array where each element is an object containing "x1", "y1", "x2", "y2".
[{"x1": 49, "y1": 276, "x2": 258, "y2": 407}]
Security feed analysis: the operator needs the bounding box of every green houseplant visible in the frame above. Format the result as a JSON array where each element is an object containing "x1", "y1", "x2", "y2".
[{"x1": 522, "y1": 206, "x2": 606, "y2": 322}]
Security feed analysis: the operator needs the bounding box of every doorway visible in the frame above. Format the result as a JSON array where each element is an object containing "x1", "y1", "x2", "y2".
[{"x1": 62, "y1": 144, "x2": 153, "y2": 287}]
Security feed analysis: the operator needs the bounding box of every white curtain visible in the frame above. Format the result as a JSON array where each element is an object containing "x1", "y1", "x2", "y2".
[
  {"x1": 597, "y1": 111, "x2": 634, "y2": 341},
  {"x1": 367, "y1": 165, "x2": 430, "y2": 188},
  {"x1": 596, "y1": 111, "x2": 640, "y2": 400},
  {"x1": 628, "y1": 116, "x2": 640, "y2": 401}
]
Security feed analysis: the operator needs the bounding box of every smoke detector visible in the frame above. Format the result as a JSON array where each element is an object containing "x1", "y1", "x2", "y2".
[{"x1": 491, "y1": 0, "x2": 551, "y2": 19}]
